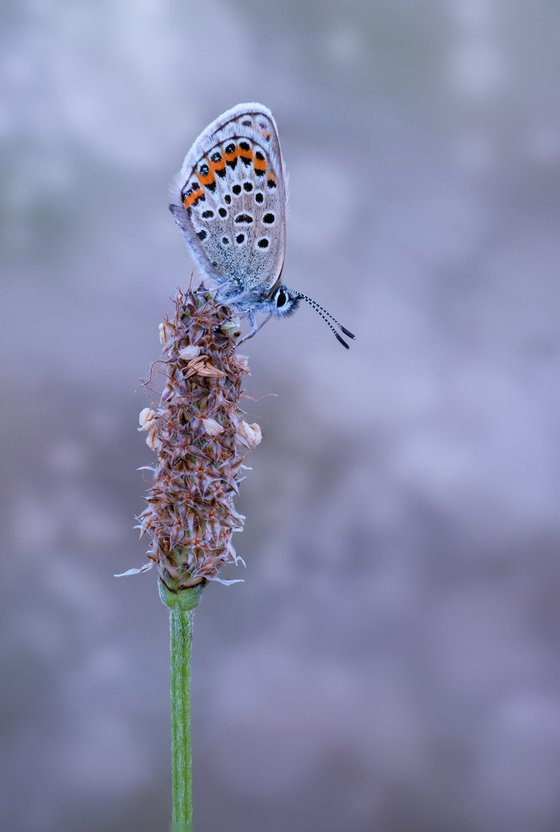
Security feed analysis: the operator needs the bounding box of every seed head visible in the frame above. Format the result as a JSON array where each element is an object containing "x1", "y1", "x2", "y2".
[{"x1": 137, "y1": 285, "x2": 261, "y2": 593}]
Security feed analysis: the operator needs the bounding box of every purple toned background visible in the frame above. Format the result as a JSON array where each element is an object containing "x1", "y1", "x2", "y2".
[{"x1": 2, "y1": 2, "x2": 560, "y2": 830}]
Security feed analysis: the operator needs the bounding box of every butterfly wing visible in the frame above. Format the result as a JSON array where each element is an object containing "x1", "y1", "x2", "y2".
[{"x1": 170, "y1": 103, "x2": 287, "y2": 295}]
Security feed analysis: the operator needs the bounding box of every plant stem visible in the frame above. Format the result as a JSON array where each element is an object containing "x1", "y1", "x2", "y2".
[{"x1": 159, "y1": 581, "x2": 204, "y2": 832}]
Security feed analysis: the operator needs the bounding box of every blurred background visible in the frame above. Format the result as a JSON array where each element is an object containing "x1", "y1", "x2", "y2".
[{"x1": 2, "y1": 1, "x2": 560, "y2": 830}]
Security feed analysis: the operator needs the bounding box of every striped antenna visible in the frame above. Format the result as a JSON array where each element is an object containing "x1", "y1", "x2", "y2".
[{"x1": 295, "y1": 293, "x2": 355, "y2": 349}]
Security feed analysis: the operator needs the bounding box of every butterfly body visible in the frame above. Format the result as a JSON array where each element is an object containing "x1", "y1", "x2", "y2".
[{"x1": 170, "y1": 103, "x2": 354, "y2": 347}]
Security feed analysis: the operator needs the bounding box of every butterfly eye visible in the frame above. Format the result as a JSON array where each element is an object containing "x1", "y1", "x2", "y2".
[{"x1": 276, "y1": 290, "x2": 287, "y2": 308}]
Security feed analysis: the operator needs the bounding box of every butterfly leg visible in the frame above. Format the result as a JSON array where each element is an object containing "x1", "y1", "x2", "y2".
[{"x1": 235, "y1": 311, "x2": 272, "y2": 348}]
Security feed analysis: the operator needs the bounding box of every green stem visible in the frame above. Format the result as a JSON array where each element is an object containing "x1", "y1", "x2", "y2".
[{"x1": 159, "y1": 581, "x2": 204, "y2": 832}]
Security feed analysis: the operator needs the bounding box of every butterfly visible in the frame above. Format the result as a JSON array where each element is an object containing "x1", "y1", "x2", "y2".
[{"x1": 169, "y1": 102, "x2": 355, "y2": 348}]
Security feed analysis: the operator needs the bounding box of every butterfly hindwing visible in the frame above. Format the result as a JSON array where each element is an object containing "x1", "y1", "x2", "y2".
[{"x1": 170, "y1": 103, "x2": 287, "y2": 295}]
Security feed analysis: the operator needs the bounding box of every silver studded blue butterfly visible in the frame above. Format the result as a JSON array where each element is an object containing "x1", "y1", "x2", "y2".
[{"x1": 169, "y1": 102, "x2": 355, "y2": 348}]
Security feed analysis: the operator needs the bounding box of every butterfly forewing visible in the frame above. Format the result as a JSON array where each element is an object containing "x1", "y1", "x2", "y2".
[{"x1": 170, "y1": 103, "x2": 286, "y2": 295}]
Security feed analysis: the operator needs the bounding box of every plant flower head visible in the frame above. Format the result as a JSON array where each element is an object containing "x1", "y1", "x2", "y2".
[{"x1": 137, "y1": 285, "x2": 261, "y2": 593}]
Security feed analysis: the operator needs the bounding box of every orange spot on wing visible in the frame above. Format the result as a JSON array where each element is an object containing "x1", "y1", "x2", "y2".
[
  {"x1": 210, "y1": 159, "x2": 226, "y2": 175},
  {"x1": 196, "y1": 170, "x2": 215, "y2": 187},
  {"x1": 239, "y1": 147, "x2": 253, "y2": 162},
  {"x1": 224, "y1": 146, "x2": 238, "y2": 163},
  {"x1": 254, "y1": 158, "x2": 267, "y2": 172},
  {"x1": 183, "y1": 188, "x2": 204, "y2": 208}
]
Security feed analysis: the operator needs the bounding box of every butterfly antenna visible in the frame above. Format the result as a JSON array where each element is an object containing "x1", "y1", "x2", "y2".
[{"x1": 296, "y1": 293, "x2": 356, "y2": 348}]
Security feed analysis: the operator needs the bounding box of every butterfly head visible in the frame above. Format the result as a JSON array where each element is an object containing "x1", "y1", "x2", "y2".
[{"x1": 269, "y1": 285, "x2": 301, "y2": 318}]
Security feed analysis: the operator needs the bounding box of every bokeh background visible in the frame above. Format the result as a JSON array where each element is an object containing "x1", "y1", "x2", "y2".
[{"x1": 2, "y1": 1, "x2": 560, "y2": 830}]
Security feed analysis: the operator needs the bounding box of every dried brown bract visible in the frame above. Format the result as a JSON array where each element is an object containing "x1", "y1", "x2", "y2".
[{"x1": 137, "y1": 285, "x2": 261, "y2": 592}]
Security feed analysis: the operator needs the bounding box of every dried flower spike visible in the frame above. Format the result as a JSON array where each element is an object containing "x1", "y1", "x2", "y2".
[{"x1": 137, "y1": 284, "x2": 262, "y2": 593}]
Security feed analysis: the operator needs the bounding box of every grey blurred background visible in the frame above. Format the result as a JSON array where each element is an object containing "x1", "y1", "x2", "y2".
[{"x1": 2, "y1": 1, "x2": 560, "y2": 830}]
